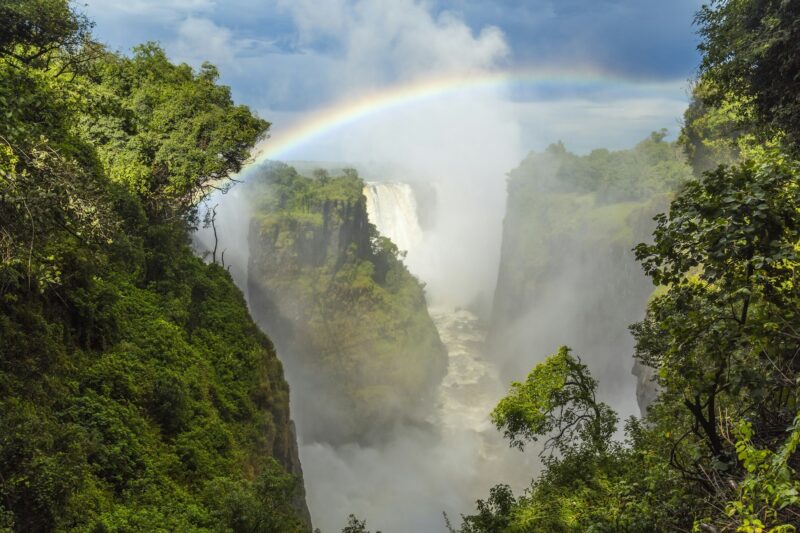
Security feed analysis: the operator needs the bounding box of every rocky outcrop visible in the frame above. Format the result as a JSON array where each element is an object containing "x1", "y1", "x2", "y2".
[{"x1": 245, "y1": 163, "x2": 447, "y2": 445}]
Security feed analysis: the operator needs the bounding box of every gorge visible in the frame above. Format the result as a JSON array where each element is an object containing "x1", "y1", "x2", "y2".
[
  {"x1": 194, "y1": 136, "x2": 688, "y2": 529},
  {"x1": 197, "y1": 166, "x2": 532, "y2": 530}
]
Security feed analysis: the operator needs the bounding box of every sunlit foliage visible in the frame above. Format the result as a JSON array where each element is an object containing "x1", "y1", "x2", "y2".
[{"x1": 0, "y1": 1, "x2": 307, "y2": 530}]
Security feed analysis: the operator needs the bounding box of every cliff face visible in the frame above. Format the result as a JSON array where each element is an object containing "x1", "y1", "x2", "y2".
[
  {"x1": 489, "y1": 137, "x2": 690, "y2": 416},
  {"x1": 246, "y1": 164, "x2": 447, "y2": 445}
]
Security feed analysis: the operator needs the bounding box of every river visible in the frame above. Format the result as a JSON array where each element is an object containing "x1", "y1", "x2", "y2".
[{"x1": 301, "y1": 305, "x2": 536, "y2": 531}]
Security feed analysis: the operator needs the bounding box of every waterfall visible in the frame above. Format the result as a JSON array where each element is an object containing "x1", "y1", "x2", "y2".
[
  {"x1": 363, "y1": 181, "x2": 507, "y2": 431},
  {"x1": 347, "y1": 182, "x2": 535, "y2": 530},
  {"x1": 195, "y1": 175, "x2": 533, "y2": 530},
  {"x1": 363, "y1": 182, "x2": 423, "y2": 254}
]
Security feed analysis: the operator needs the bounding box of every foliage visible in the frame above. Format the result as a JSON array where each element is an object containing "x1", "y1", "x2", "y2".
[
  {"x1": 638, "y1": 151, "x2": 800, "y2": 289},
  {"x1": 463, "y1": 1, "x2": 800, "y2": 529},
  {"x1": 0, "y1": 138, "x2": 118, "y2": 293},
  {"x1": 494, "y1": 130, "x2": 691, "y2": 328},
  {"x1": 455, "y1": 375, "x2": 691, "y2": 532},
  {"x1": 340, "y1": 514, "x2": 381, "y2": 533},
  {"x1": 0, "y1": 0, "x2": 93, "y2": 67},
  {"x1": 678, "y1": 79, "x2": 750, "y2": 175},
  {"x1": 204, "y1": 458, "x2": 308, "y2": 532},
  {"x1": 697, "y1": 0, "x2": 800, "y2": 148},
  {"x1": 448, "y1": 485, "x2": 516, "y2": 533},
  {"x1": 631, "y1": 152, "x2": 800, "y2": 487},
  {"x1": 723, "y1": 415, "x2": 800, "y2": 531},
  {"x1": 512, "y1": 131, "x2": 690, "y2": 204},
  {"x1": 80, "y1": 43, "x2": 269, "y2": 218},
  {"x1": 492, "y1": 347, "x2": 617, "y2": 456},
  {"x1": 491, "y1": 132, "x2": 692, "y2": 389},
  {"x1": 0, "y1": 1, "x2": 307, "y2": 531}
]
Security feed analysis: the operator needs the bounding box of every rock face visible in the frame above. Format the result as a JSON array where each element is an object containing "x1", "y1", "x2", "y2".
[
  {"x1": 488, "y1": 139, "x2": 690, "y2": 417},
  {"x1": 631, "y1": 360, "x2": 660, "y2": 416},
  {"x1": 246, "y1": 164, "x2": 447, "y2": 445},
  {"x1": 283, "y1": 421, "x2": 312, "y2": 525}
]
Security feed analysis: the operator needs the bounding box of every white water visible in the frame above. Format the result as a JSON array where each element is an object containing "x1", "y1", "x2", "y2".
[
  {"x1": 430, "y1": 309, "x2": 503, "y2": 433},
  {"x1": 363, "y1": 182, "x2": 423, "y2": 254}
]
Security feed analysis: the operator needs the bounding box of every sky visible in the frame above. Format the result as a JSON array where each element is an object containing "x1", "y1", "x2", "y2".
[{"x1": 81, "y1": 0, "x2": 705, "y2": 156}]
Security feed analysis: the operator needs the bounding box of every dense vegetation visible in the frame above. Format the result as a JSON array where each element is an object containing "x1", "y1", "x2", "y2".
[
  {"x1": 246, "y1": 163, "x2": 447, "y2": 444},
  {"x1": 517, "y1": 130, "x2": 690, "y2": 202},
  {"x1": 0, "y1": 1, "x2": 309, "y2": 531},
  {"x1": 461, "y1": 0, "x2": 800, "y2": 530}
]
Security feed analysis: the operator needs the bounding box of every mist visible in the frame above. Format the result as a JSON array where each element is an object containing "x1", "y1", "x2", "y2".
[
  {"x1": 190, "y1": 1, "x2": 691, "y2": 531},
  {"x1": 194, "y1": 166, "x2": 538, "y2": 531},
  {"x1": 492, "y1": 236, "x2": 654, "y2": 423},
  {"x1": 326, "y1": 90, "x2": 522, "y2": 309},
  {"x1": 269, "y1": 4, "x2": 525, "y2": 530}
]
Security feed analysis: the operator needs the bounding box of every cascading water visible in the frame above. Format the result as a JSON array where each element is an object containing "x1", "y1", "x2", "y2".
[
  {"x1": 364, "y1": 181, "x2": 506, "y2": 435},
  {"x1": 430, "y1": 308, "x2": 503, "y2": 433},
  {"x1": 351, "y1": 181, "x2": 536, "y2": 527},
  {"x1": 363, "y1": 182, "x2": 424, "y2": 254}
]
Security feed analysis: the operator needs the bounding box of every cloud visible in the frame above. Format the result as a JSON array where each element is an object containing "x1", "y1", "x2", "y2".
[
  {"x1": 82, "y1": 0, "x2": 215, "y2": 33},
  {"x1": 169, "y1": 17, "x2": 236, "y2": 68},
  {"x1": 276, "y1": 0, "x2": 509, "y2": 98},
  {"x1": 81, "y1": 0, "x2": 217, "y2": 58},
  {"x1": 513, "y1": 94, "x2": 690, "y2": 154},
  {"x1": 261, "y1": 0, "x2": 518, "y2": 307},
  {"x1": 84, "y1": 0, "x2": 215, "y2": 17},
  {"x1": 82, "y1": 0, "x2": 701, "y2": 112},
  {"x1": 276, "y1": 0, "x2": 349, "y2": 41}
]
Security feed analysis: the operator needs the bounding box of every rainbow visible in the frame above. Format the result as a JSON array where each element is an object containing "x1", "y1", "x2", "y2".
[{"x1": 246, "y1": 67, "x2": 687, "y2": 166}]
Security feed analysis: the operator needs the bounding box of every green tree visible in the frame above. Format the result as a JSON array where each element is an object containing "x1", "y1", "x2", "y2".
[
  {"x1": 462, "y1": 2, "x2": 800, "y2": 528},
  {"x1": 492, "y1": 346, "x2": 617, "y2": 456},
  {"x1": 0, "y1": 2, "x2": 309, "y2": 530},
  {"x1": 678, "y1": 80, "x2": 748, "y2": 175},
  {"x1": 697, "y1": 0, "x2": 800, "y2": 147},
  {"x1": 454, "y1": 353, "x2": 689, "y2": 532},
  {"x1": 447, "y1": 485, "x2": 515, "y2": 533},
  {"x1": 633, "y1": 154, "x2": 800, "y2": 469},
  {"x1": 722, "y1": 415, "x2": 800, "y2": 531},
  {"x1": 81, "y1": 43, "x2": 269, "y2": 218},
  {"x1": 0, "y1": 0, "x2": 117, "y2": 294},
  {"x1": 0, "y1": 0, "x2": 92, "y2": 66},
  {"x1": 341, "y1": 514, "x2": 380, "y2": 533}
]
